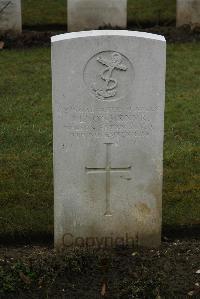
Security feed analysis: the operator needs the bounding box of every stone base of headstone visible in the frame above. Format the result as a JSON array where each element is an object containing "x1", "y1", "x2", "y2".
[
  {"x1": 0, "y1": 0, "x2": 22, "y2": 35},
  {"x1": 177, "y1": 0, "x2": 200, "y2": 28},
  {"x1": 67, "y1": 0, "x2": 127, "y2": 32}
]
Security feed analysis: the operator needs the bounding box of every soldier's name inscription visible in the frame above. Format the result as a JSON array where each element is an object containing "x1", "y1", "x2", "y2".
[{"x1": 63, "y1": 105, "x2": 160, "y2": 139}]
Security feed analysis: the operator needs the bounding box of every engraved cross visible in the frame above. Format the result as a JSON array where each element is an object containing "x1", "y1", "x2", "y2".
[{"x1": 85, "y1": 143, "x2": 131, "y2": 216}]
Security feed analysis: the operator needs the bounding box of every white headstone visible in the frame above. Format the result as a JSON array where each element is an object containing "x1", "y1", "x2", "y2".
[
  {"x1": 177, "y1": 0, "x2": 200, "y2": 27},
  {"x1": 0, "y1": 0, "x2": 22, "y2": 34},
  {"x1": 67, "y1": 0, "x2": 127, "y2": 32},
  {"x1": 51, "y1": 30, "x2": 166, "y2": 249}
]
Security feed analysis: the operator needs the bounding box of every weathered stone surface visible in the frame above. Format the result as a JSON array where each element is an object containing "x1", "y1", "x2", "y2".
[
  {"x1": 67, "y1": 0, "x2": 127, "y2": 32},
  {"x1": 177, "y1": 0, "x2": 200, "y2": 27},
  {"x1": 0, "y1": 0, "x2": 22, "y2": 34},
  {"x1": 51, "y1": 31, "x2": 166, "y2": 249}
]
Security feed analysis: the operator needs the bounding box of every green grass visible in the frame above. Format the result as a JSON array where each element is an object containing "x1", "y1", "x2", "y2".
[
  {"x1": 21, "y1": 0, "x2": 176, "y2": 28},
  {"x1": 22, "y1": 0, "x2": 67, "y2": 28},
  {"x1": 163, "y1": 43, "x2": 200, "y2": 226},
  {"x1": 0, "y1": 49, "x2": 53, "y2": 237},
  {"x1": 0, "y1": 43, "x2": 199, "y2": 238},
  {"x1": 128, "y1": 0, "x2": 176, "y2": 26}
]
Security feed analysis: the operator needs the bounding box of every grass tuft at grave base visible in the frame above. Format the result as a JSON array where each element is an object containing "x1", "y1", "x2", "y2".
[
  {"x1": 0, "y1": 43, "x2": 199, "y2": 242},
  {"x1": 0, "y1": 240, "x2": 200, "y2": 298}
]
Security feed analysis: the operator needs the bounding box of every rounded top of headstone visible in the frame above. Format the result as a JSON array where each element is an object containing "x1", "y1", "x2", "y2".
[{"x1": 51, "y1": 30, "x2": 166, "y2": 43}]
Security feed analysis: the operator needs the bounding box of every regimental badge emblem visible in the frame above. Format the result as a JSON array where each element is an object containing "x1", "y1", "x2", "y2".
[
  {"x1": 84, "y1": 51, "x2": 134, "y2": 102},
  {"x1": 92, "y1": 52, "x2": 128, "y2": 100}
]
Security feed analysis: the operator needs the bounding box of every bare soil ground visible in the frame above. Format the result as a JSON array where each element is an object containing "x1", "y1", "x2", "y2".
[
  {"x1": 0, "y1": 239, "x2": 200, "y2": 298},
  {"x1": 0, "y1": 25, "x2": 200, "y2": 49}
]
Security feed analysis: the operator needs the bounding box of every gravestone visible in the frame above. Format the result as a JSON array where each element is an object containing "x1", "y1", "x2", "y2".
[
  {"x1": 51, "y1": 30, "x2": 166, "y2": 249},
  {"x1": 177, "y1": 0, "x2": 200, "y2": 27},
  {"x1": 67, "y1": 0, "x2": 127, "y2": 32},
  {"x1": 0, "y1": 0, "x2": 22, "y2": 34}
]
